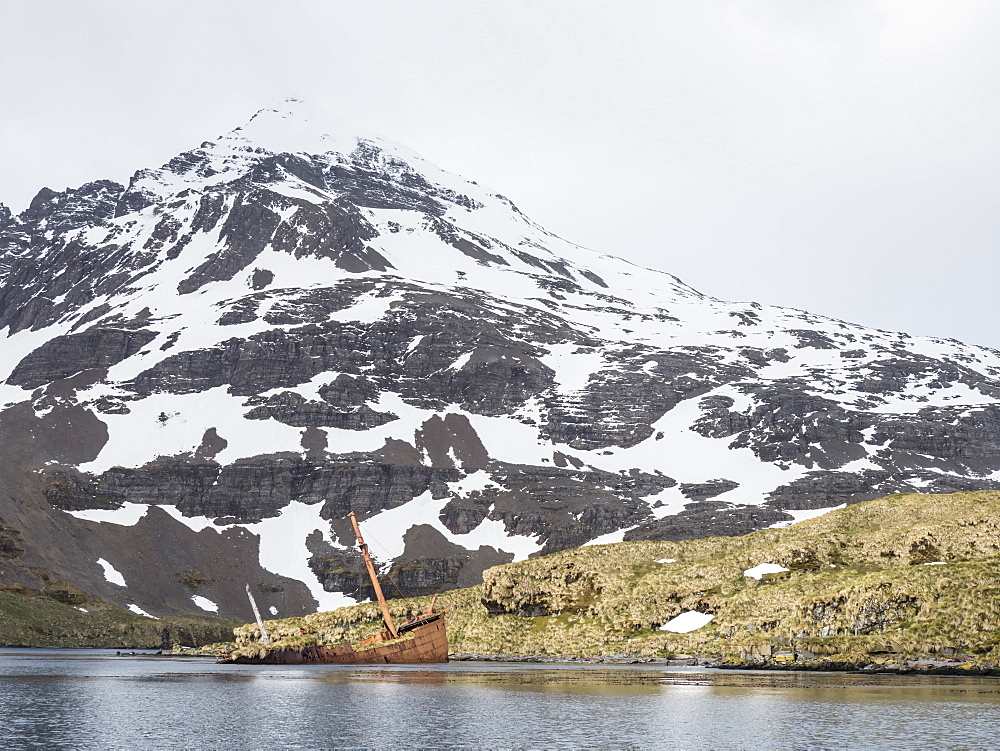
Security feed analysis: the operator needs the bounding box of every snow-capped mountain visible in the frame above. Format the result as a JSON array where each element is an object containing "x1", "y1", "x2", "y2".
[{"x1": 2, "y1": 98, "x2": 999, "y2": 620}]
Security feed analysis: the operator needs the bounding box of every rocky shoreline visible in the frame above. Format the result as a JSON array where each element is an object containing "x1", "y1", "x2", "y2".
[
  {"x1": 449, "y1": 652, "x2": 1000, "y2": 676},
  {"x1": 8, "y1": 645, "x2": 999, "y2": 678},
  {"x1": 718, "y1": 657, "x2": 1000, "y2": 677},
  {"x1": 449, "y1": 652, "x2": 708, "y2": 666}
]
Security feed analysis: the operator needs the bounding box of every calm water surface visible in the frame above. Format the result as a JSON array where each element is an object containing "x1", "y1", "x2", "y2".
[{"x1": 1, "y1": 649, "x2": 998, "y2": 750}]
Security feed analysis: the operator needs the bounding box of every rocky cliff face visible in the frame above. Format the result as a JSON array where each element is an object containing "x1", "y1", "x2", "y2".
[{"x1": 2, "y1": 98, "x2": 999, "y2": 621}]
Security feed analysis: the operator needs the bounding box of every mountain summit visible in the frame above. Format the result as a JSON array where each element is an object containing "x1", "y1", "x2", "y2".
[{"x1": 1, "y1": 101, "x2": 999, "y2": 620}]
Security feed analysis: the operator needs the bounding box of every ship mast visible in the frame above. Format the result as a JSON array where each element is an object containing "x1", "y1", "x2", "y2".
[
  {"x1": 245, "y1": 583, "x2": 271, "y2": 645},
  {"x1": 349, "y1": 512, "x2": 398, "y2": 639}
]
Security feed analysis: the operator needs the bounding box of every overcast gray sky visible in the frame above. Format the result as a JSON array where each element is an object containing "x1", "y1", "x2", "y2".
[{"x1": 2, "y1": 1, "x2": 998, "y2": 348}]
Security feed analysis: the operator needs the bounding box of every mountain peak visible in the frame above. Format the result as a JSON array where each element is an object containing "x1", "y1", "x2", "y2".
[
  {"x1": 119, "y1": 97, "x2": 450, "y2": 216},
  {"x1": 225, "y1": 97, "x2": 385, "y2": 158}
]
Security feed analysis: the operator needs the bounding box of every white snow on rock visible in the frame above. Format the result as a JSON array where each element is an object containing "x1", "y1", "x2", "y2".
[
  {"x1": 0, "y1": 323, "x2": 72, "y2": 388},
  {"x1": 659, "y1": 611, "x2": 715, "y2": 633},
  {"x1": 327, "y1": 288, "x2": 404, "y2": 324},
  {"x1": 582, "y1": 528, "x2": 632, "y2": 547},
  {"x1": 655, "y1": 558, "x2": 677, "y2": 564},
  {"x1": 359, "y1": 489, "x2": 542, "y2": 562},
  {"x1": 769, "y1": 504, "x2": 848, "y2": 529},
  {"x1": 0, "y1": 382, "x2": 32, "y2": 412},
  {"x1": 449, "y1": 352, "x2": 474, "y2": 371},
  {"x1": 241, "y1": 501, "x2": 356, "y2": 612},
  {"x1": 96, "y1": 558, "x2": 126, "y2": 586},
  {"x1": 76, "y1": 386, "x2": 305, "y2": 474},
  {"x1": 643, "y1": 488, "x2": 695, "y2": 521},
  {"x1": 463, "y1": 409, "x2": 559, "y2": 468},
  {"x1": 127, "y1": 604, "x2": 157, "y2": 619},
  {"x1": 581, "y1": 395, "x2": 807, "y2": 501},
  {"x1": 159, "y1": 505, "x2": 220, "y2": 533},
  {"x1": 540, "y1": 344, "x2": 604, "y2": 393},
  {"x1": 743, "y1": 563, "x2": 791, "y2": 580},
  {"x1": 68, "y1": 504, "x2": 150, "y2": 526},
  {"x1": 447, "y1": 470, "x2": 499, "y2": 497},
  {"x1": 190, "y1": 595, "x2": 219, "y2": 613}
]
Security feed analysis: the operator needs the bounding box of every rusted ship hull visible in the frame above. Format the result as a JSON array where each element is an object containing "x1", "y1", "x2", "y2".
[
  {"x1": 222, "y1": 512, "x2": 448, "y2": 666},
  {"x1": 220, "y1": 613, "x2": 448, "y2": 665}
]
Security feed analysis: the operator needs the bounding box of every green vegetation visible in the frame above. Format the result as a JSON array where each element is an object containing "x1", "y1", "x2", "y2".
[
  {"x1": 0, "y1": 517, "x2": 25, "y2": 559},
  {"x1": 228, "y1": 491, "x2": 1000, "y2": 665},
  {"x1": 0, "y1": 588, "x2": 238, "y2": 648},
  {"x1": 175, "y1": 569, "x2": 216, "y2": 592}
]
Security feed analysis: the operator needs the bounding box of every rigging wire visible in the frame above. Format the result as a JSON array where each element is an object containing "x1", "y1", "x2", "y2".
[{"x1": 356, "y1": 520, "x2": 409, "y2": 601}]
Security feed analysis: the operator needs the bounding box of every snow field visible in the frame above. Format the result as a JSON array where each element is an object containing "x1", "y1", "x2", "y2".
[
  {"x1": 539, "y1": 343, "x2": 605, "y2": 393},
  {"x1": 239, "y1": 501, "x2": 355, "y2": 611},
  {"x1": 358, "y1": 475, "x2": 542, "y2": 563},
  {"x1": 579, "y1": 390, "x2": 807, "y2": 502},
  {"x1": 76, "y1": 386, "x2": 306, "y2": 474}
]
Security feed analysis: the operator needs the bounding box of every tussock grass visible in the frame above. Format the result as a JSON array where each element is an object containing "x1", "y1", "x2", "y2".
[{"x1": 232, "y1": 491, "x2": 1000, "y2": 662}]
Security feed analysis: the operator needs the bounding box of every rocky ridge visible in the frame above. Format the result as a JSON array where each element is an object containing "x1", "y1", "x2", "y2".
[{"x1": 1, "y1": 99, "x2": 999, "y2": 620}]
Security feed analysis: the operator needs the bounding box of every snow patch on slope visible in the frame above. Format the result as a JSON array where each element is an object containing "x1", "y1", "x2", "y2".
[
  {"x1": 583, "y1": 528, "x2": 632, "y2": 546},
  {"x1": 68, "y1": 504, "x2": 150, "y2": 526},
  {"x1": 241, "y1": 501, "x2": 355, "y2": 611},
  {"x1": 128, "y1": 604, "x2": 157, "y2": 619},
  {"x1": 541, "y1": 344, "x2": 604, "y2": 393},
  {"x1": 743, "y1": 563, "x2": 790, "y2": 580},
  {"x1": 190, "y1": 595, "x2": 218, "y2": 613},
  {"x1": 660, "y1": 611, "x2": 714, "y2": 633},
  {"x1": 583, "y1": 393, "x2": 805, "y2": 498},
  {"x1": 96, "y1": 558, "x2": 126, "y2": 586},
  {"x1": 359, "y1": 488, "x2": 541, "y2": 562},
  {"x1": 67, "y1": 499, "x2": 355, "y2": 611},
  {"x1": 159, "y1": 501, "x2": 354, "y2": 611},
  {"x1": 77, "y1": 386, "x2": 305, "y2": 474},
  {"x1": 769, "y1": 504, "x2": 847, "y2": 528}
]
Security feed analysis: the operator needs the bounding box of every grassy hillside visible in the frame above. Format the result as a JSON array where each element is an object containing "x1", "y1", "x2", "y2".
[
  {"x1": 225, "y1": 491, "x2": 1000, "y2": 665},
  {"x1": 0, "y1": 587, "x2": 238, "y2": 648}
]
